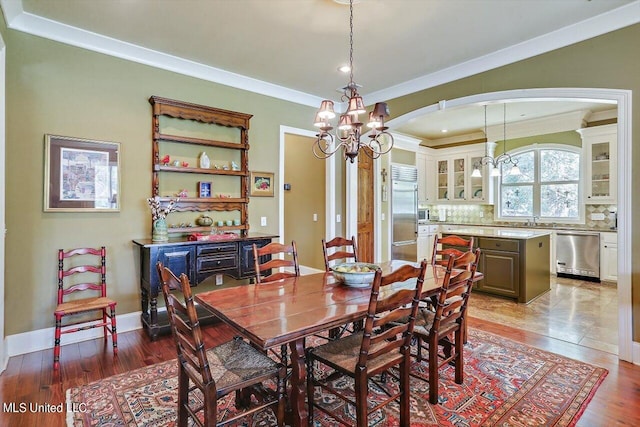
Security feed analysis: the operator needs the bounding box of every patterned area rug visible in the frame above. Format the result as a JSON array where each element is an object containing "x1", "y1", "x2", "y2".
[{"x1": 66, "y1": 329, "x2": 607, "y2": 426}]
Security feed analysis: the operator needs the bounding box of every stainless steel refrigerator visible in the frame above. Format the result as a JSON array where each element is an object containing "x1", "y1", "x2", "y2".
[{"x1": 391, "y1": 165, "x2": 418, "y2": 261}]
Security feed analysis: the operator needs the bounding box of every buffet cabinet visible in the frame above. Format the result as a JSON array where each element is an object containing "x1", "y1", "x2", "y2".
[{"x1": 133, "y1": 234, "x2": 276, "y2": 339}]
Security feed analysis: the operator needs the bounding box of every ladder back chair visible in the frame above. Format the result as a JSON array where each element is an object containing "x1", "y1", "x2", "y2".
[
  {"x1": 54, "y1": 246, "x2": 117, "y2": 369},
  {"x1": 322, "y1": 235, "x2": 358, "y2": 271},
  {"x1": 306, "y1": 260, "x2": 428, "y2": 427},
  {"x1": 156, "y1": 262, "x2": 286, "y2": 427},
  {"x1": 431, "y1": 234, "x2": 474, "y2": 267},
  {"x1": 252, "y1": 241, "x2": 299, "y2": 284},
  {"x1": 412, "y1": 249, "x2": 480, "y2": 404}
]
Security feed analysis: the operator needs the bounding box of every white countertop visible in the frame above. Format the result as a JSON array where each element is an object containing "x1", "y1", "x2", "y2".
[{"x1": 445, "y1": 227, "x2": 551, "y2": 239}]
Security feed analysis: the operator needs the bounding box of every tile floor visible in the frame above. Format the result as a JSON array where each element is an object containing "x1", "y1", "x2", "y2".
[{"x1": 468, "y1": 275, "x2": 618, "y2": 354}]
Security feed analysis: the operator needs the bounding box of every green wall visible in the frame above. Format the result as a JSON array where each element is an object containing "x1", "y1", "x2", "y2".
[
  {"x1": 3, "y1": 24, "x2": 315, "y2": 335},
  {"x1": 387, "y1": 23, "x2": 640, "y2": 341}
]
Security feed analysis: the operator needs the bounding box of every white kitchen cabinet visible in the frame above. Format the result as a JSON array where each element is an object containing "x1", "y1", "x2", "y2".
[
  {"x1": 416, "y1": 150, "x2": 435, "y2": 204},
  {"x1": 600, "y1": 232, "x2": 617, "y2": 282},
  {"x1": 578, "y1": 124, "x2": 617, "y2": 204},
  {"x1": 434, "y1": 144, "x2": 490, "y2": 204},
  {"x1": 417, "y1": 224, "x2": 438, "y2": 262}
]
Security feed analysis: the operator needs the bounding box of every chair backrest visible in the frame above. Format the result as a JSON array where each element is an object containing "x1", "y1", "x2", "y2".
[
  {"x1": 431, "y1": 235, "x2": 474, "y2": 267},
  {"x1": 357, "y1": 260, "x2": 428, "y2": 370},
  {"x1": 322, "y1": 236, "x2": 358, "y2": 271},
  {"x1": 253, "y1": 241, "x2": 300, "y2": 284},
  {"x1": 58, "y1": 247, "x2": 107, "y2": 304},
  {"x1": 156, "y1": 262, "x2": 213, "y2": 386},
  {"x1": 430, "y1": 249, "x2": 480, "y2": 336}
]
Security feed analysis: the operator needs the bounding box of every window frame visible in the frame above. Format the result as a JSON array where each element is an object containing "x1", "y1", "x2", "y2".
[{"x1": 495, "y1": 143, "x2": 584, "y2": 225}]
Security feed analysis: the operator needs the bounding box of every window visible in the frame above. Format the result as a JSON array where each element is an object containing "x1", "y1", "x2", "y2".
[{"x1": 499, "y1": 145, "x2": 582, "y2": 222}]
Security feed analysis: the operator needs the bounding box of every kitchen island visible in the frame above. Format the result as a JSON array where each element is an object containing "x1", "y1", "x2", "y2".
[{"x1": 445, "y1": 227, "x2": 551, "y2": 303}]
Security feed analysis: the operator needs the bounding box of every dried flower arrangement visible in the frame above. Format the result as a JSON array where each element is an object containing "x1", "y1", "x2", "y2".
[{"x1": 146, "y1": 196, "x2": 179, "y2": 220}]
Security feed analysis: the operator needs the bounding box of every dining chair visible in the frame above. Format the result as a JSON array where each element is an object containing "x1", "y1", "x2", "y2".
[
  {"x1": 156, "y1": 262, "x2": 286, "y2": 427},
  {"x1": 412, "y1": 249, "x2": 480, "y2": 404},
  {"x1": 54, "y1": 246, "x2": 117, "y2": 370},
  {"x1": 322, "y1": 235, "x2": 358, "y2": 271},
  {"x1": 306, "y1": 260, "x2": 427, "y2": 427},
  {"x1": 431, "y1": 234, "x2": 474, "y2": 267},
  {"x1": 252, "y1": 241, "x2": 299, "y2": 284}
]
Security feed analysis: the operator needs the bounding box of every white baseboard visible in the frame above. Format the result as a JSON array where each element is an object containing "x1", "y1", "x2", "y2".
[
  {"x1": 6, "y1": 311, "x2": 143, "y2": 357},
  {"x1": 633, "y1": 340, "x2": 640, "y2": 365}
]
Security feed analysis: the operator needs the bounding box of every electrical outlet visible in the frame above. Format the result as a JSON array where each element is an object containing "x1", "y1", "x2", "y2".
[
  {"x1": 260, "y1": 216, "x2": 267, "y2": 226},
  {"x1": 479, "y1": 211, "x2": 484, "y2": 218},
  {"x1": 215, "y1": 274, "x2": 223, "y2": 285},
  {"x1": 313, "y1": 213, "x2": 318, "y2": 222},
  {"x1": 336, "y1": 214, "x2": 341, "y2": 223},
  {"x1": 591, "y1": 213, "x2": 605, "y2": 220},
  {"x1": 381, "y1": 213, "x2": 385, "y2": 221}
]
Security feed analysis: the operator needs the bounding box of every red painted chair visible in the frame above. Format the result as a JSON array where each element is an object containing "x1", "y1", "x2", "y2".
[{"x1": 54, "y1": 247, "x2": 117, "y2": 369}]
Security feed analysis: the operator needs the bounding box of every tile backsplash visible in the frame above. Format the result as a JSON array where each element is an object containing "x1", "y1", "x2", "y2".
[{"x1": 421, "y1": 204, "x2": 616, "y2": 230}]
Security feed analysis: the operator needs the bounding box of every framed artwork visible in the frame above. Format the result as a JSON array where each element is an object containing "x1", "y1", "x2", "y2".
[
  {"x1": 198, "y1": 181, "x2": 212, "y2": 198},
  {"x1": 250, "y1": 171, "x2": 274, "y2": 197},
  {"x1": 44, "y1": 134, "x2": 121, "y2": 212}
]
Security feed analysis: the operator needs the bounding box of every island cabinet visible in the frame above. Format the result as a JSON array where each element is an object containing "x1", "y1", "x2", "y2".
[
  {"x1": 444, "y1": 229, "x2": 551, "y2": 303},
  {"x1": 133, "y1": 233, "x2": 276, "y2": 340}
]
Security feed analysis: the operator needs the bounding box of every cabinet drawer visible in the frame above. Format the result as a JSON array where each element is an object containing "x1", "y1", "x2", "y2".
[
  {"x1": 197, "y1": 254, "x2": 238, "y2": 273},
  {"x1": 478, "y1": 237, "x2": 519, "y2": 252},
  {"x1": 197, "y1": 243, "x2": 236, "y2": 256}
]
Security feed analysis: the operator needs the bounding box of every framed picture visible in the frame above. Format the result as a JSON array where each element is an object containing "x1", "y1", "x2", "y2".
[
  {"x1": 44, "y1": 134, "x2": 121, "y2": 212},
  {"x1": 250, "y1": 171, "x2": 274, "y2": 197},
  {"x1": 198, "y1": 181, "x2": 212, "y2": 198}
]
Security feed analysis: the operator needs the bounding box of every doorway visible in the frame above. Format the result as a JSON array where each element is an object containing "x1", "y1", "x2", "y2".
[
  {"x1": 384, "y1": 88, "x2": 632, "y2": 362},
  {"x1": 279, "y1": 126, "x2": 335, "y2": 273}
]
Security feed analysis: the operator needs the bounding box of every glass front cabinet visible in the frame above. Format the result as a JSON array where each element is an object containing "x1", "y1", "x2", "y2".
[
  {"x1": 578, "y1": 124, "x2": 617, "y2": 204},
  {"x1": 433, "y1": 144, "x2": 490, "y2": 204}
]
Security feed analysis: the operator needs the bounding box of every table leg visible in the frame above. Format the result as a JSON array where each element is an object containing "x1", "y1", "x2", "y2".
[{"x1": 288, "y1": 338, "x2": 307, "y2": 427}]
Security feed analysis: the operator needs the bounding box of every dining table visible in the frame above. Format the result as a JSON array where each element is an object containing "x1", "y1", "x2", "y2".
[{"x1": 195, "y1": 260, "x2": 482, "y2": 427}]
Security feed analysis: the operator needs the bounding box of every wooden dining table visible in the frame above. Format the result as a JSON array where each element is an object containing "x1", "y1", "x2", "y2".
[{"x1": 195, "y1": 260, "x2": 482, "y2": 427}]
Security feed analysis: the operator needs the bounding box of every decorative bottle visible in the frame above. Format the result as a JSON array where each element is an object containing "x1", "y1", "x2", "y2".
[{"x1": 199, "y1": 152, "x2": 210, "y2": 169}]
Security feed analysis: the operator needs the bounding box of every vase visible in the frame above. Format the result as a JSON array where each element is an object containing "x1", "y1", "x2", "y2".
[
  {"x1": 199, "y1": 152, "x2": 210, "y2": 169},
  {"x1": 152, "y1": 218, "x2": 169, "y2": 242}
]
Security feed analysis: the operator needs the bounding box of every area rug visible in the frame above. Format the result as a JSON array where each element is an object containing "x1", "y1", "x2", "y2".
[{"x1": 66, "y1": 328, "x2": 607, "y2": 426}]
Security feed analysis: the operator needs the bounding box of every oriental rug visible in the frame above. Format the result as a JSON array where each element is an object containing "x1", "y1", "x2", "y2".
[{"x1": 66, "y1": 328, "x2": 607, "y2": 426}]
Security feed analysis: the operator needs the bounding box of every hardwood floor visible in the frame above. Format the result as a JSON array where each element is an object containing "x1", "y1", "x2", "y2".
[{"x1": 0, "y1": 318, "x2": 638, "y2": 426}]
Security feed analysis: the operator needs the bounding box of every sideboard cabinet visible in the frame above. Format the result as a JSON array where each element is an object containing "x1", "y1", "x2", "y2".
[{"x1": 133, "y1": 233, "x2": 276, "y2": 340}]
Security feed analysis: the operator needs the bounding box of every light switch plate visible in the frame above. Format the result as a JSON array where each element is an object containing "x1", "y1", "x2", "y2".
[
  {"x1": 216, "y1": 274, "x2": 223, "y2": 285},
  {"x1": 260, "y1": 216, "x2": 267, "y2": 226}
]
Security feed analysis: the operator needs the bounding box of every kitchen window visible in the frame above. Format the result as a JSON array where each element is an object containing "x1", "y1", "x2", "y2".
[{"x1": 498, "y1": 145, "x2": 582, "y2": 222}]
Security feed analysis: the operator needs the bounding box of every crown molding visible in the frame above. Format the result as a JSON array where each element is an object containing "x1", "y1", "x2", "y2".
[
  {"x1": 486, "y1": 109, "x2": 590, "y2": 141},
  {"x1": 2, "y1": 0, "x2": 639, "y2": 108},
  {"x1": 364, "y1": 1, "x2": 640, "y2": 105}
]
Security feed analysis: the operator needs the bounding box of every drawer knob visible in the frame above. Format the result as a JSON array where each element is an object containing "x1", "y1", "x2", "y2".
[{"x1": 216, "y1": 261, "x2": 221, "y2": 265}]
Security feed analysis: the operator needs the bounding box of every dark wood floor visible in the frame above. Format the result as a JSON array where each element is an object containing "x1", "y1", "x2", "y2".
[{"x1": 1, "y1": 318, "x2": 638, "y2": 426}]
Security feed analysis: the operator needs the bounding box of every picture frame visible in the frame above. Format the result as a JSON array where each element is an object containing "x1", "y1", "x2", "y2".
[
  {"x1": 249, "y1": 171, "x2": 274, "y2": 197},
  {"x1": 198, "y1": 181, "x2": 212, "y2": 198},
  {"x1": 44, "y1": 134, "x2": 121, "y2": 212}
]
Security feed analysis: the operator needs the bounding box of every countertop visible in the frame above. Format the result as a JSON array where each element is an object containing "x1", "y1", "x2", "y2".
[
  {"x1": 444, "y1": 226, "x2": 551, "y2": 239},
  {"x1": 418, "y1": 220, "x2": 616, "y2": 233}
]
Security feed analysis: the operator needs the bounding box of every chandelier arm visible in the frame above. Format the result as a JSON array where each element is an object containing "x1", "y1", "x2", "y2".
[{"x1": 367, "y1": 131, "x2": 394, "y2": 155}]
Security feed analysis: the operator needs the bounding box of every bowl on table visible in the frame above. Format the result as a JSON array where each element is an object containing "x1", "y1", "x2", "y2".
[{"x1": 331, "y1": 262, "x2": 379, "y2": 288}]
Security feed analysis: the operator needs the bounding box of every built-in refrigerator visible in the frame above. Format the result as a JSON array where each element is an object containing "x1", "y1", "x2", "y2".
[{"x1": 391, "y1": 164, "x2": 418, "y2": 261}]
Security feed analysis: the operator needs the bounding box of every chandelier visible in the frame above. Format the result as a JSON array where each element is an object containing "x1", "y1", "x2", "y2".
[
  {"x1": 312, "y1": 0, "x2": 394, "y2": 163},
  {"x1": 471, "y1": 104, "x2": 520, "y2": 177}
]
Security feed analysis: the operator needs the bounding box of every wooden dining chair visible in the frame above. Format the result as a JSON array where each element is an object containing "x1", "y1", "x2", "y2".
[
  {"x1": 322, "y1": 235, "x2": 358, "y2": 271},
  {"x1": 156, "y1": 262, "x2": 286, "y2": 427},
  {"x1": 431, "y1": 234, "x2": 474, "y2": 267},
  {"x1": 306, "y1": 260, "x2": 428, "y2": 427},
  {"x1": 411, "y1": 249, "x2": 480, "y2": 404},
  {"x1": 252, "y1": 241, "x2": 299, "y2": 284},
  {"x1": 54, "y1": 246, "x2": 117, "y2": 370}
]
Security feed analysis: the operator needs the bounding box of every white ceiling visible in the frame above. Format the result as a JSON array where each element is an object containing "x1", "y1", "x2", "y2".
[{"x1": 3, "y1": 0, "x2": 638, "y2": 140}]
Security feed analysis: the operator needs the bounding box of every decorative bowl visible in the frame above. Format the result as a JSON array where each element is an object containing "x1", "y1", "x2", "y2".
[{"x1": 331, "y1": 262, "x2": 379, "y2": 288}]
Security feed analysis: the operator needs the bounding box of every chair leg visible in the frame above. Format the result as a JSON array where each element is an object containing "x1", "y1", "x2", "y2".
[
  {"x1": 110, "y1": 305, "x2": 118, "y2": 355},
  {"x1": 428, "y1": 334, "x2": 439, "y2": 404},
  {"x1": 277, "y1": 366, "x2": 286, "y2": 427},
  {"x1": 102, "y1": 308, "x2": 108, "y2": 340},
  {"x1": 354, "y1": 370, "x2": 368, "y2": 427},
  {"x1": 53, "y1": 316, "x2": 62, "y2": 369},
  {"x1": 399, "y1": 356, "x2": 411, "y2": 425},
  {"x1": 454, "y1": 328, "x2": 464, "y2": 384},
  {"x1": 306, "y1": 359, "x2": 315, "y2": 426},
  {"x1": 177, "y1": 368, "x2": 190, "y2": 427}
]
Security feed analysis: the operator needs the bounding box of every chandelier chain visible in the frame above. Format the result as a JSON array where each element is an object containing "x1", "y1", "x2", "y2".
[{"x1": 349, "y1": 0, "x2": 354, "y2": 87}]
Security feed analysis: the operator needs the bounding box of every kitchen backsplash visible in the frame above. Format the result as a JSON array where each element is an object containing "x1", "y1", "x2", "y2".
[{"x1": 421, "y1": 204, "x2": 617, "y2": 230}]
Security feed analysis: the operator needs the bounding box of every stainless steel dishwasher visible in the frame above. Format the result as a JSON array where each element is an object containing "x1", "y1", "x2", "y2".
[{"x1": 555, "y1": 231, "x2": 600, "y2": 281}]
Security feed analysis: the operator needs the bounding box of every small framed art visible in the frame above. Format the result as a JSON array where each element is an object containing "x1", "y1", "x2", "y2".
[
  {"x1": 249, "y1": 171, "x2": 274, "y2": 197},
  {"x1": 198, "y1": 181, "x2": 212, "y2": 198},
  {"x1": 44, "y1": 134, "x2": 120, "y2": 212}
]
